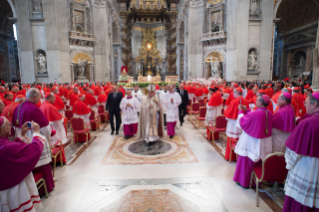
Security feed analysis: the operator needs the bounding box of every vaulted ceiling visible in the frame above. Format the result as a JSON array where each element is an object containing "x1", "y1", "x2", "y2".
[
  {"x1": 276, "y1": 0, "x2": 319, "y2": 35},
  {"x1": 0, "y1": 0, "x2": 13, "y2": 34},
  {"x1": 116, "y1": 0, "x2": 180, "y2": 5}
]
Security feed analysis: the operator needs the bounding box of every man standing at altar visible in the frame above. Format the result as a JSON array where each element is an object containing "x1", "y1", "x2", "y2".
[
  {"x1": 224, "y1": 87, "x2": 249, "y2": 161},
  {"x1": 137, "y1": 84, "x2": 164, "y2": 144},
  {"x1": 283, "y1": 92, "x2": 319, "y2": 212},
  {"x1": 12, "y1": 88, "x2": 55, "y2": 194},
  {"x1": 271, "y1": 92, "x2": 295, "y2": 153},
  {"x1": 106, "y1": 85, "x2": 123, "y2": 135},
  {"x1": 163, "y1": 84, "x2": 181, "y2": 139},
  {"x1": 120, "y1": 88, "x2": 140, "y2": 139},
  {"x1": 233, "y1": 95, "x2": 273, "y2": 188},
  {"x1": 178, "y1": 83, "x2": 189, "y2": 126}
]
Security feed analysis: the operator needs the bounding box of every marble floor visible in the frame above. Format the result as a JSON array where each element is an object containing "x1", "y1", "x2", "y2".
[{"x1": 39, "y1": 117, "x2": 279, "y2": 212}]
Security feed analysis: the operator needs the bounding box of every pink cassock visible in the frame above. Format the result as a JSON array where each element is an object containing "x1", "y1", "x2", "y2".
[
  {"x1": 0, "y1": 136, "x2": 44, "y2": 191},
  {"x1": 272, "y1": 104, "x2": 295, "y2": 133}
]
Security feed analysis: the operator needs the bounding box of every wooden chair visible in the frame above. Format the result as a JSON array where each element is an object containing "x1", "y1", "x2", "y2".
[
  {"x1": 189, "y1": 102, "x2": 200, "y2": 121},
  {"x1": 89, "y1": 110, "x2": 99, "y2": 131},
  {"x1": 70, "y1": 117, "x2": 91, "y2": 147},
  {"x1": 33, "y1": 172, "x2": 49, "y2": 198},
  {"x1": 250, "y1": 153, "x2": 288, "y2": 207},
  {"x1": 49, "y1": 137, "x2": 64, "y2": 177},
  {"x1": 208, "y1": 116, "x2": 227, "y2": 145},
  {"x1": 64, "y1": 110, "x2": 74, "y2": 128},
  {"x1": 195, "y1": 106, "x2": 206, "y2": 129},
  {"x1": 229, "y1": 137, "x2": 239, "y2": 162}
]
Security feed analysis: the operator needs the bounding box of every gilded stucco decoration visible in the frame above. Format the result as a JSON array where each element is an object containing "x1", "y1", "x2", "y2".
[{"x1": 73, "y1": 52, "x2": 92, "y2": 63}]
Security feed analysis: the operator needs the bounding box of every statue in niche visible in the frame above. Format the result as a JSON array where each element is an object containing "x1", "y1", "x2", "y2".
[
  {"x1": 211, "y1": 60, "x2": 221, "y2": 78},
  {"x1": 33, "y1": 0, "x2": 42, "y2": 12},
  {"x1": 76, "y1": 59, "x2": 89, "y2": 78},
  {"x1": 35, "y1": 54, "x2": 47, "y2": 74},
  {"x1": 250, "y1": 0, "x2": 260, "y2": 16},
  {"x1": 248, "y1": 51, "x2": 260, "y2": 74},
  {"x1": 248, "y1": 51, "x2": 257, "y2": 70},
  {"x1": 296, "y1": 56, "x2": 305, "y2": 68}
]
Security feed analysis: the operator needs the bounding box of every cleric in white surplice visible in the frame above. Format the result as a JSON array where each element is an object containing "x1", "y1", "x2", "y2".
[
  {"x1": 120, "y1": 88, "x2": 140, "y2": 139},
  {"x1": 163, "y1": 84, "x2": 181, "y2": 139}
]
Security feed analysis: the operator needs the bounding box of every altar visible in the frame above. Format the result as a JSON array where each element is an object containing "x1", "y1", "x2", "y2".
[{"x1": 137, "y1": 76, "x2": 161, "y2": 83}]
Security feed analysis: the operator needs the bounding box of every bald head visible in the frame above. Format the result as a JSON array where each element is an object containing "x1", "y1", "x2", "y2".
[
  {"x1": 26, "y1": 88, "x2": 41, "y2": 104},
  {"x1": 87, "y1": 89, "x2": 94, "y2": 95}
]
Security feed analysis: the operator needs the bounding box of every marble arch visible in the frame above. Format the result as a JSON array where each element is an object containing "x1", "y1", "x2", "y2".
[
  {"x1": 6, "y1": 0, "x2": 16, "y2": 18},
  {"x1": 203, "y1": 49, "x2": 225, "y2": 63}
]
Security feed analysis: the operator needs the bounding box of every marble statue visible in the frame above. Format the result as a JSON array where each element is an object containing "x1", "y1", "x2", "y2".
[
  {"x1": 77, "y1": 59, "x2": 89, "y2": 77},
  {"x1": 211, "y1": 61, "x2": 221, "y2": 78},
  {"x1": 296, "y1": 56, "x2": 305, "y2": 68},
  {"x1": 35, "y1": 54, "x2": 46, "y2": 74},
  {"x1": 33, "y1": 0, "x2": 42, "y2": 12},
  {"x1": 250, "y1": 0, "x2": 260, "y2": 16},
  {"x1": 248, "y1": 51, "x2": 257, "y2": 70}
]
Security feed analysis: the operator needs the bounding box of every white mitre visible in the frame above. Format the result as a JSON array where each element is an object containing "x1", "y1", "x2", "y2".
[{"x1": 147, "y1": 84, "x2": 156, "y2": 92}]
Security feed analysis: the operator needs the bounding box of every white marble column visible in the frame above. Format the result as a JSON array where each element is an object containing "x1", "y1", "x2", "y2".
[
  {"x1": 187, "y1": 5, "x2": 203, "y2": 79},
  {"x1": 258, "y1": 0, "x2": 274, "y2": 80},
  {"x1": 92, "y1": 5, "x2": 112, "y2": 82},
  {"x1": 15, "y1": 0, "x2": 36, "y2": 83},
  {"x1": 42, "y1": 0, "x2": 71, "y2": 83}
]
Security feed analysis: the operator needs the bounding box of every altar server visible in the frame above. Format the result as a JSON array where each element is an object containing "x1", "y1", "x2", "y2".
[
  {"x1": 233, "y1": 95, "x2": 273, "y2": 188},
  {"x1": 132, "y1": 84, "x2": 143, "y2": 103},
  {"x1": 163, "y1": 84, "x2": 181, "y2": 138},
  {"x1": 120, "y1": 88, "x2": 140, "y2": 139},
  {"x1": 271, "y1": 92, "x2": 295, "y2": 153}
]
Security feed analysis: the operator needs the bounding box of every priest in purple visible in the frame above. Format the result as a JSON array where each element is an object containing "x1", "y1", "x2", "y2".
[
  {"x1": 0, "y1": 117, "x2": 45, "y2": 212},
  {"x1": 12, "y1": 88, "x2": 55, "y2": 193},
  {"x1": 233, "y1": 95, "x2": 273, "y2": 188},
  {"x1": 283, "y1": 92, "x2": 319, "y2": 212},
  {"x1": 271, "y1": 92, "x2": 295, "y2": 153}
]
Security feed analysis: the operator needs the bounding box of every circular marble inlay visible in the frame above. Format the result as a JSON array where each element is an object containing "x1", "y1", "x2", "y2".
[{"x1": 128, "y1": 140, "x2": 172, "y2": 156}]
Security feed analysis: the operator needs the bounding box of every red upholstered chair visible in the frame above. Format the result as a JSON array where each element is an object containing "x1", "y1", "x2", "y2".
[
  {"x1": 98, "y1": 104, "x2": 108, "y2": 123},
  {"x1": 199, "y1": 99, "x2": 205, "y2": 108},
  {"x1": 189, "y1": 102, "x2": 200, "y2": 121},
  {"x1": 207, "y1": 116, "x2": 227, "y2": 144},
  {"x1": 65, "y1": 110, "x2": 74, "y2": 128},
  {"x1": 70, "y1": 117, "x2": 91, "y2": 147},
  {"x1": 229, "y1": 137, "x2": 239, "y2": 162},
  {"x1": 33, "y1": 172, "x2": 49, "y2": 198},
  {"x1": 187, "y1": 99, "x2": 192, "y2": 114},
  {"x1": 195, "y1": 107, "x2": 206, "y2": 129},
  {"x1": 89, "y1": 110, "x2": 99, "y2": 131},
  {"x1": 250, "y1": 152, "x2": 288, "y2": 207},
  {"x1": 48, "y1": 137, "x2": 63, "y2": 177}
]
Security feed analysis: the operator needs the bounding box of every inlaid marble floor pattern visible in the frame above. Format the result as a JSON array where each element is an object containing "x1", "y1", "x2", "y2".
[{"x1": 40, "y1": 118, "x2": 275, "y2": 212}]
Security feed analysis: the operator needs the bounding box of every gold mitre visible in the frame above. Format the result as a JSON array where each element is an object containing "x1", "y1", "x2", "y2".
[{"x1": 147, "y1": 83, "x2": 156, "y2": 92}]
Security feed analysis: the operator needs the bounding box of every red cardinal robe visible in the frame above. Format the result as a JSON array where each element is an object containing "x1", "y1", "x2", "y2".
[
  {"x1": 72, "y1": 100, "x2": 91, "y2": 115},
  {"x1": 2, "y1": 102, "x2": 19, "y2": 123},
  {"x1": 54, "y1": 94, "x2": 65, "y2": 110},
  {"x1": 84, "y1": 93, "x2": 98, "y2": 107},
  {"x1": 70, "y1": 93, "x2": 79, "y2": 107},
  {"x1": 98, "y1": 93, "x2": 107, "y2": 104}
]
